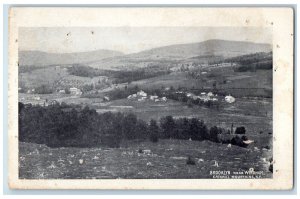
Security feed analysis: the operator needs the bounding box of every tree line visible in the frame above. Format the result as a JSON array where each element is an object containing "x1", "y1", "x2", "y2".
[{"x1": 19, "y1": 102, "x2": 247, "y2": 148}]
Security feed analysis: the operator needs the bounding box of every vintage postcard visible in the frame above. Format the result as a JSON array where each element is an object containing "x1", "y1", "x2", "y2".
[{"x1": 8, "y1": 7, "x2": 294, "y2": 189}]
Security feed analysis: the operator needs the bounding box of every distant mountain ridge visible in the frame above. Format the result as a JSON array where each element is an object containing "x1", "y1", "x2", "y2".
[
  {"x1": 129, "y1": 39, "x2": 272, "y2": 59},
  {"x1": 19, "y1": 40, "x2": 272, "y2": 68},
  {"x1": 19, "y1": 49, "x2": 124, "y2": 66},
  {"x1": 89, "y1": 39, "x2": 272, "y2": 69}
]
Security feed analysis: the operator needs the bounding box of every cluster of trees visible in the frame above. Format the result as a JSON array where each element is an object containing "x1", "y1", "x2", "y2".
[
  {"x1": 68, "y1": 64, "x2": 110, "y2": 77},
  {"x1": 165, "y1": 91, "x2": 220, "y2": 108},
  {"x1": 80, "y1": 84, "x2": 94, "y2": 93},
  {"x1": 19, "y1": 103, "x2": 148, "y2": 147},
  {"x1": 107, "y1": 85, "x2": 140, "y2": 100},
  {"x1": 234, "y1": 60, "x2": 272, "y2": 72},
  {"x1": 226, "y1": 52, "x2": 273, "y2": 72},
  {"x1": 34, "y1": 85, "x2": 54, "y2": 94},
  {"x1": 19, "y1": 102, "x2": 248, "y2": 148},
  {"x1": 19, "y1": 65, "x2": 51, "y2": 73},
  {"x1": 111, "y1": 69, "x2": 170, "y2": 84},
  {"x1": 226, "y1": 52, "x2": 272, "y2": 65},
  {"x1": 143, "y1": 87, "x2": 220, "y2": 109},
  {"x1": 68, "y1": 64, "x2": 170, "y2": 85}
]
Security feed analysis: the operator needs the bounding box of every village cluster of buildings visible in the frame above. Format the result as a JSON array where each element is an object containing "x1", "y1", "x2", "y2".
[
  {"x1": 178, "y1": 91, "x2": 236, "y2": 104},
  {"x1": 170, "y1": 62, "x2": 236, "y2": 72},
  {"x1": 183, "y1": 91, "x2": 219, "y2": 102},
  {"x1": 127, "y1": 90, "x2": 167, "y2": 102}
]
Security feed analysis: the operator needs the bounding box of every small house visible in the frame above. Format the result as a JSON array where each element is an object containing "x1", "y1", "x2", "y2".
[
  {"x1": 33, "y1": 96, "x2": 41, "y2": 101},
  {"x1": 186, "y1": 93, "x2": 193, "y2": 97},
  {"x1": 225, "y1": 95, "x2": 235, "y2": 103},
  {"x1": 150, "y1": 95, "x2": 158, "y2": 100},
  {"x1": 137, "y1": 90, "x2": 147, "y2": 97},
  {"x1": 70, "y1": 87, "x2": 82, "y2": 95},
  {"x1": 207, "y1": 92, "x2": 214, "y2": 97},
  {"x1": 103, "y1": 96, "x2": 110, "y2": 101},
  {"x1": 59, "y1": 89, "x2": 66, "y2": 94}
]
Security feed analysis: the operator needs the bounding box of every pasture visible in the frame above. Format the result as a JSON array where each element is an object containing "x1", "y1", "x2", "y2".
[
  {"x1": 130, "y1": 69, "x2": 272, "y2": 98},
  {"x1": 19, "y1": 139, "x2": 272, "y2": 179}
]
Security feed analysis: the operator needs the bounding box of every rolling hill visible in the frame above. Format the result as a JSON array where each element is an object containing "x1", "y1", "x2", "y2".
[
  {"x1": 131, "y1": 39, "x2": 272, "y2": 59},
  {"x1": 19, "y1": 40, "x2": 272, "y2": 70},
  {"x1": 19, "y1": 49, "x2": 124, "y2": 66},
  {"x1": 89, "y1": 39, "x2": 272, "y2": 69}
]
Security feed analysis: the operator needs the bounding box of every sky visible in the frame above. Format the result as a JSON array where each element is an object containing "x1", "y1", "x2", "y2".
[{"x1": 19, "y1": 27, "x2": 272, "y2": 54}]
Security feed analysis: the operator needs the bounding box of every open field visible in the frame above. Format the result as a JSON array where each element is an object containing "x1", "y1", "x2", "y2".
[
  {"x1": 19, "y1": 139, "x2": 272, "y2": 179},
  {"x1": 130, "y1": 69, "x2": 272, "y2": 98},
  {"x1": 19, "y1": 66, "x2": 109, "y2": 90}
]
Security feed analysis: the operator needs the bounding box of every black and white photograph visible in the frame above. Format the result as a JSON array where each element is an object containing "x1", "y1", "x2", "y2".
[
  {"x1": 7, "y1": 7, "x2": 294, "y2": 190},
  {"x1": 17, "y1": 26, "x2": 274, "y2": 179}
]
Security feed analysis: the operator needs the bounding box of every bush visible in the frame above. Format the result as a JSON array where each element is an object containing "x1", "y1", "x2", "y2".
[
  {"x1": 231, "y1": 136, "x2": 247, "y2": 148},
  {"x1": 186, "y1": 156, "x2": 196, "y2": 165},
  {"x1": 235, "y1": 126, "x2": 246, "y2": 134},
  {"x1": 65, "y1": 88, "x2": 71, "y2": 94},
  {"x1": 35, "y1": 85, "x2": 53, "y2": 94},
  {"x1": 150, "y1": 134, "x2": 159, "y2": 143},
  {"x1": 209, "y1": 126, "x2": 221, "y2": 143}
]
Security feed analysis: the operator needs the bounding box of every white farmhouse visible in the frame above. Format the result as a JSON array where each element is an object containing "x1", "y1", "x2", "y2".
[
  {"x1": 150, "y1": 95, "x2": 159, "y2": 100},
  {"x1": 186, "y1": 93, "x2": 194, "y2": 97},
  {"x1": 33, "y1": 96, "x2": 41, "y2": 100},
  {"x1": 161, "y1": 97, "x2": 167, "y2": 102},
  {"x1": 70, "y1": 87, "x2": 82, "y2": 95},
  {"x1": 59, "y1": 89, "x2": 66, "y2": 94},
  {"x1": 137, "y1": 90, "x2": 147, "y2": 97},
  {"x1": 103, "y1": 96, "x2": 110, "y2": 101},
  {"x1": 225, "y1": 95, "x2": 236, "y2": 103},
  {"x1": 207, "y1": 92, "x2": 214, "y2": 97}
]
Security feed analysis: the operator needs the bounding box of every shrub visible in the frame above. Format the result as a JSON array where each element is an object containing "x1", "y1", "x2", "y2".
[
  {"x1": 235, "y1": 126, "x2": 246, "y2": 134},
  {"x1": 160, "y1": 116, "x2": 176, "y2": 139},
  {"x1": 209, "y1": 126, "x2": 221, "y2": 143},
  {"x1": 241, "y1": 135, "x2": 248, "y2": 141},
  {"x1": 65, "y1": 88, "x2": 71, "y2": 94},
  {"x1": 150, "y1": 134, "x2": 158, "y2": 143},
  {"x1": 35, "y1": 85, "x2": 53, "y2": 94},
  {"x1": 148, "y1": 119, "x2": 159, "y2": 142},
  {"x1": 231, "y1": 136, "x2": 247, "y2": 148},
  {"x1": 186, "y1": 156, "x2": 196, "y2": 165}
]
